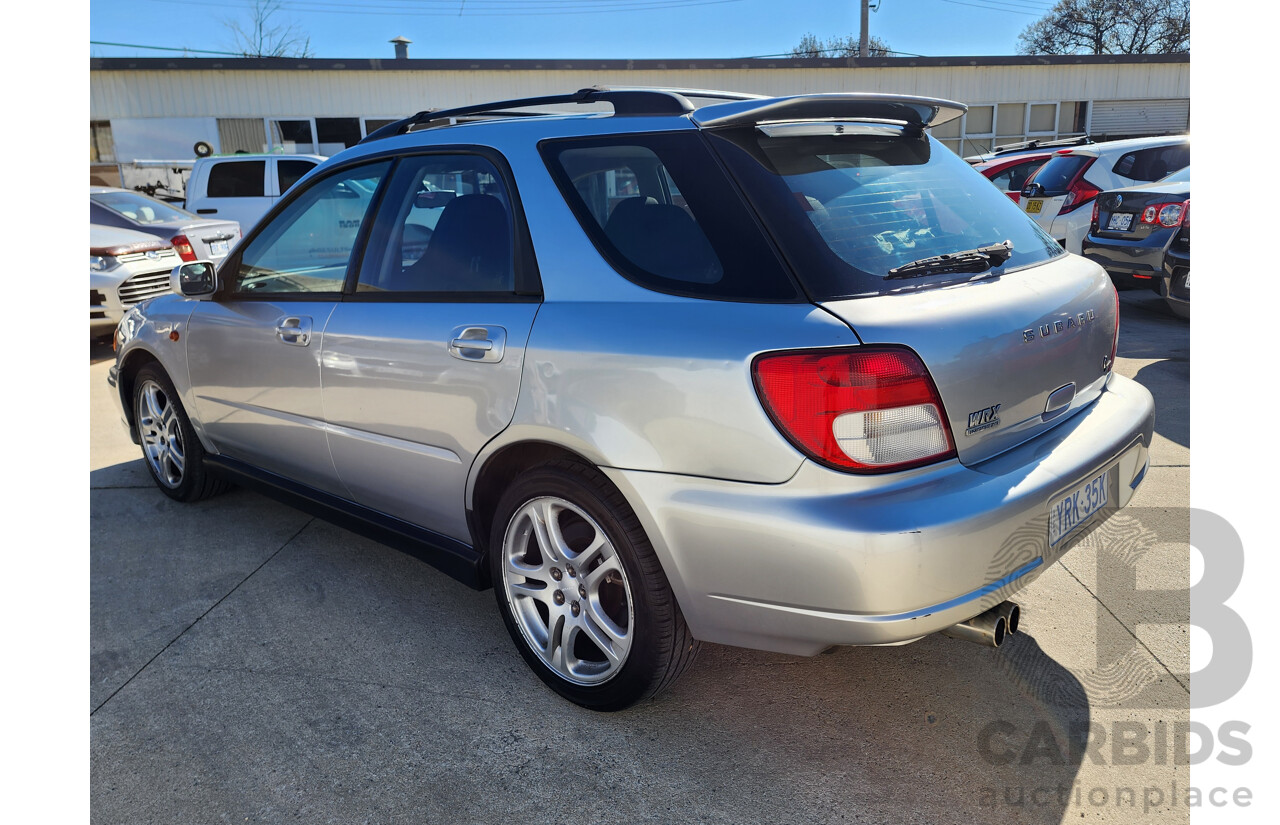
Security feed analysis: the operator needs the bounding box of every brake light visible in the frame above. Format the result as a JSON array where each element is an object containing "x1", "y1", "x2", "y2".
[
  {"x1": 1090, "y1": 199, "x2": 1100, "y2": 228},
  {"x1": 1058, "y1": 159, "x2": 1100, "y2": 215},
  {"x1": 171, "y1": 234, "x2": 196, "y2": 262},
  {"x1": 1140, "y1": 201, "x2": 1187, "y2": 227},
  {"x1": 752, "y1": 347, "x2": 956, "y2": 473}
]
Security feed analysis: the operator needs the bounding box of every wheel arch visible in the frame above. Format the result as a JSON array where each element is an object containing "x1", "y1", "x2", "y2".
[
  {"x1": 467, "y1": 438, "x2": 609, "y2": 562},
  {"x1": 116, "y1": 347, "x2": 164, "y2": 441}
]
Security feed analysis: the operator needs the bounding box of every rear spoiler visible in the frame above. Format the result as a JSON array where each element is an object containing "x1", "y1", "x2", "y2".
[{"x1": 690, "y1": 93, "x2": 966, "y2": 130}]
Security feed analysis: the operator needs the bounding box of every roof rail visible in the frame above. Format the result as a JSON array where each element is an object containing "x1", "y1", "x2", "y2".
[{"x1": 359, "y1": 86, "x2": 763, "y2": 144}]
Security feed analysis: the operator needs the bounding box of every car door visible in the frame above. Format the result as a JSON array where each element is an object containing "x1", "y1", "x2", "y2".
[
  {"x1": 185, "y1": 159, "x2": 393, "y2": 495},
  {"x1": 320, "y1": 150, "x2": 541, "y2": 541}
]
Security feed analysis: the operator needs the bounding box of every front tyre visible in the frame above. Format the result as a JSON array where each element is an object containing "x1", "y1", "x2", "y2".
[
  {"x1": 133, "y1": 364, "x2": 228, "y2": 502},
  {"x1": 490, "y1": 461, "x2": 698, "y2": 711}
]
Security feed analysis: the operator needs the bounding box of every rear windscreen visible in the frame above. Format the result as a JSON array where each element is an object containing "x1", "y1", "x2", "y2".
[
  {"x1": 1024, "y1": 154, "x2": 1091, "y2": 195},
  {"x1": 707, "y1": 127, "x2": 1063, "y2": 300}
]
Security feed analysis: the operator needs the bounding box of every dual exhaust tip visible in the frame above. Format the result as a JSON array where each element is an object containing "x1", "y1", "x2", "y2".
[{"x1": 940, "y1": 601, "x2": 1021, "y2": 647}]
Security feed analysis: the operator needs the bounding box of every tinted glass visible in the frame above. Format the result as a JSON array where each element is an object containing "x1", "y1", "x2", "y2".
[
  {"x1": 709, "y1": 127, "x2": 1063, "y2": 301},
  {"x1": 1113, "y1": 144, "x2": 1190, "y2": 182},
  {"x1": 278, "y1": 160, "x2": 317, "y2": 193},
  {"x1": 541, "y1": 132, "x2": 798, "y2": 301},
  {"x1": 207, "y1": 161, "x2": 266, "y2": 198},
  {"x1": 91, "y1": 191, "x2": 193, "y2": 224},
  {"x1": 1024, "y1": 155, "x2": 1090, "y2": 195},
  {"x1": 357, "y1": 154, "x2": 515, "y2": 294},
  {"x1": 232, "y1": 161, "x2": 390, "y2": 295}
]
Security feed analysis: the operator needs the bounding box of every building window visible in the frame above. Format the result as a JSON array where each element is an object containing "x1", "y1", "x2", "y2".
[
  {"x1": 90, "y1": 121, "x2": 115, "y2": 163},
  {"x1": 218, "y1": 118, "x2": 266, "y2": 154},
  {"x1": 363, "y1": 118, "x2": 399, "y2": 136},
  {"x1": 316, "y1": 117, "x2": 362, "y2": 154},
  {"x1": 1059, "y1": 101, "x2": 1089, "y2": 135},
  {"x1": 1028, "y1": 103, "x2": 1058, "y2": 135},
  {"x1": 269, "y1": 119, "x2": 316, "y2": 154}
]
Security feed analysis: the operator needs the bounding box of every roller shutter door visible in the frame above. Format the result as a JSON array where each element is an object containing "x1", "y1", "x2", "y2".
[{"x1": 1090, "y1": 99, "x2": 1189, "y2": 136}]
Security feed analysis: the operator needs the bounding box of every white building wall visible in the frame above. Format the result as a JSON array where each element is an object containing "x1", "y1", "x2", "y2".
[{"x1": 90, "y1": 62, "x2": 1190, "y2": 119}]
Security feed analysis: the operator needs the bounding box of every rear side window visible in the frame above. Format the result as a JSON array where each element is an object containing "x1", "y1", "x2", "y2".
[
  {"x1": 1112, "y1": 143, "x2": 1190, "y2": 182},
  {"x1": 1025, "y1": 155, "x2": 1091, "y2": 195},
  {"x1": 540, "y1": 132, "x2": 798, "y2": 301},
  {"x1": 207, "y1": 161, "x2": 265, "y2": 198}
]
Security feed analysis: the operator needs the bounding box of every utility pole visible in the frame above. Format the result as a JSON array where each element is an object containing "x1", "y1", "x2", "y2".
[{"x1": 860, "y1": 0, "x2": 870, "y2": 58}]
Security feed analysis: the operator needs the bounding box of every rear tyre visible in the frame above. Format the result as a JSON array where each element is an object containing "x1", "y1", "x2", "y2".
[
  {"x1": 490, "y1": 460, "x2": 699, "y2": 711},
  {"x1": 133, "y1": 364, "x2": 229, "y2": 502}
]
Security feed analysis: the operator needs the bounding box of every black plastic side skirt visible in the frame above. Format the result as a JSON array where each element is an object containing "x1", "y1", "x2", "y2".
[{"x1": 205, "y1": 455, "x2": 489, "y2": 590}]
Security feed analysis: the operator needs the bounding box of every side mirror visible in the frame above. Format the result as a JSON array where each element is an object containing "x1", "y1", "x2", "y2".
[{"x1": 171, "y1": 261, "x2": 218, "y2": 298}]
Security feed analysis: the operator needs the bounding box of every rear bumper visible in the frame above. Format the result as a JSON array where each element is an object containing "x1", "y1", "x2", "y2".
[
  {"x1": 606, "y1": 373, "x2": 1155, "y2": 656},
  {"x1": 1082, "y1": 232, "x2": 1175, "y2": 290}
]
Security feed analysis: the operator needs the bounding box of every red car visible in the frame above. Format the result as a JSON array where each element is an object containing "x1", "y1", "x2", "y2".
[{"x1": 972, "y1": 152, "x2": 1053, "y2": 205}]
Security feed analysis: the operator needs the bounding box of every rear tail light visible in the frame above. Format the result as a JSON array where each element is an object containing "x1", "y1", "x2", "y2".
[
  {"x1": 171, "y1": 234, "x2": 196, "y2": 262},
  {"x1": 1141, "y1": 201, "x2": 1188, "y2": 227},
  {"x1": 752, "y1": 347, "x2": 956, "y2": 473},
  {"x1": 1090, "y1": 199, "x2": 1100, "y2": 228},
  {"x1": 1058, "y1": 158, "x2": 1100, "y2": 214}
]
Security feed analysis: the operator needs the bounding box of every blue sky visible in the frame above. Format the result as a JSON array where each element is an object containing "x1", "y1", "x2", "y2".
[{"x1": 89, "y1": 0, "x2": 1051, "y2": 60}]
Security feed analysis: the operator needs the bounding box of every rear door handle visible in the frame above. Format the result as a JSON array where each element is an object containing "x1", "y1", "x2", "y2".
[
  {"x1": 448, "y1": 325, "x2": 506, "y2": 363},
  {"x1": 196, "y1": 208, "x2": 217, "y2": 214},
  {"x1": 275, "y1": 315, "x2": 313, "y2": 347}
]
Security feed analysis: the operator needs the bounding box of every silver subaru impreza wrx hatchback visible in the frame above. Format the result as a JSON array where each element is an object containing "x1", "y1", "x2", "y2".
[{"x1": 108, "y1": 87, "x2": 1154, "y2": 710}]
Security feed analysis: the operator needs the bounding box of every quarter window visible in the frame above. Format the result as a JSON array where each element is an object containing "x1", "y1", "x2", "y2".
[
  {"x1": 541, "y1": 132, "x2": 797, "y2": 301},
  {"x1": 231, "y1": 161, "x2": 390, "y2": 295}
]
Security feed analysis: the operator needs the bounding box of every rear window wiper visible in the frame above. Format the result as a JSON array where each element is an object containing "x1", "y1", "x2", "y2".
[{"x1": 884, "y1": 240, "x2": 1013, "y2": 280}]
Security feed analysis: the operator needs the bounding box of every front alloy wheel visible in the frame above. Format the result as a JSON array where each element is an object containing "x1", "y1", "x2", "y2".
[{"x1": 137, "y1": 378, "x2": 186, "y2": 488}]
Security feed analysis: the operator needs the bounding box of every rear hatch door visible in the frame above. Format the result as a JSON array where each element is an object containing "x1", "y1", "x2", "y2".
[
  {"x1": 704, "y1": 119, "x2": 1117, "y2": 465},
  {"x1": 1021, "y1": 152, "x2": 1096, "y2": 240},
  {"x1": 820, "y1": 254, "x2": 1117, "y2": 465}
]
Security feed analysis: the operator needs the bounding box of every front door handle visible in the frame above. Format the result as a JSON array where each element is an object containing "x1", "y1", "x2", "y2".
[
  {"x1": 275, "y1": 315, "x2": 313, "y2": 347},
  {"x1": 448, "y1": 325, "x2": 506, "y2": 363},
  {"x1": 196, "y1": 208, "x2": 218, "y2": 214}
]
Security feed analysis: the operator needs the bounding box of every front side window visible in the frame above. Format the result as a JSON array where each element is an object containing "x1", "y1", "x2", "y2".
[
  {"x1": 356, "y1": 154, "x2": 516, "y2": 294},
  {"x1": 541, "y1": 132, "x2": 797, "y2": 301},
  {"x1": 231, "y1": 161, "x2": 390, "y2": 295},
  {"x1": 708, "y1": 126, "x2": 1063, "y2": 300}
]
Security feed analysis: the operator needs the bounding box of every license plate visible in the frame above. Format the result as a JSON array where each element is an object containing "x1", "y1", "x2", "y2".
[
  {"x1": 209, "y1": 239, "x2": 229, "y2": 257},
  {"x1": 1107, "y1": 213, "x2": 1134, "y2": 231},
  {"x1": 1025, "y1": 199, "x2": 1043, "y2": 214},
  {"x1": 1184, "y1": 271, "x2": 1191, "y2": 289},
  {"x1": 1048, "y1": 469, "x2": 1110, "y2": 547}
]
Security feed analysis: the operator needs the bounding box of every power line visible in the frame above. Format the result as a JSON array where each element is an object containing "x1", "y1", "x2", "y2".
[
  {"x1": 936, "y1": 0, "x2": 1046, "y2": 16},
  {"x1": 137, "y1": 0, "x2": 750, "y2": 16},
  {"x1": 90, "y1": 40, "x2": 246, "y2": 56}
]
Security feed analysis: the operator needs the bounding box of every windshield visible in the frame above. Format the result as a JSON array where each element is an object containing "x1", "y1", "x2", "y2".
[
  {"x1": 91, "y1": 191, "x2": 193, "y2": 224},
  {"x1": 707, "y1": 127, "x2": 1063, "y2": 300}
]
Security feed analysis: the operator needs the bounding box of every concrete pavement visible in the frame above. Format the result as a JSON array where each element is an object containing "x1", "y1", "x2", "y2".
[{"x1": 90, "y1": 290, "x2": 1191, "y2": 824}]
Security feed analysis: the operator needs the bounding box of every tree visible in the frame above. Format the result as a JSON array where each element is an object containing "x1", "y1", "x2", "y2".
[
  {"x1": 790, "y1": 32, "x2": 894, "y2": 58},
  {"x1": 225, "y1": 0, "x2": 314, "y2": 58},
  {"x1": 1017, "y1": 0, "x2": 1190, "y2": 55}
]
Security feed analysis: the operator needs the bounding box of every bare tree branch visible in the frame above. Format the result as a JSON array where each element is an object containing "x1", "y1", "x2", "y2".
[
  {"x1": 224, "y1": 0, "x2": 314, "y2": 59},
  {"x1": 790, "y1": 32, "x2": 893, "y2": 58}
]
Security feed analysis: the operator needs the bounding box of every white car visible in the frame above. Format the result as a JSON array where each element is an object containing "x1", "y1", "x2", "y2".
[
  {"x1": 1020, "y1": 135, "x2": 1189, "y2": 254},
  {"x1": 90, "y1": 225, "x2": 179, "y2": 338},
  {"x1": 183, "y1": 153, "x2": 326, "y2": 232}
]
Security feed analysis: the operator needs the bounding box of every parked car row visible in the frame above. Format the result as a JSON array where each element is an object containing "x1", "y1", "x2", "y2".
[
  {"x1": 969, "y1": 134, "x2": 1190, "y2": 317},
  {"x1": 1083, "y1": 166, "x2": 1190, "y2": 318}
]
